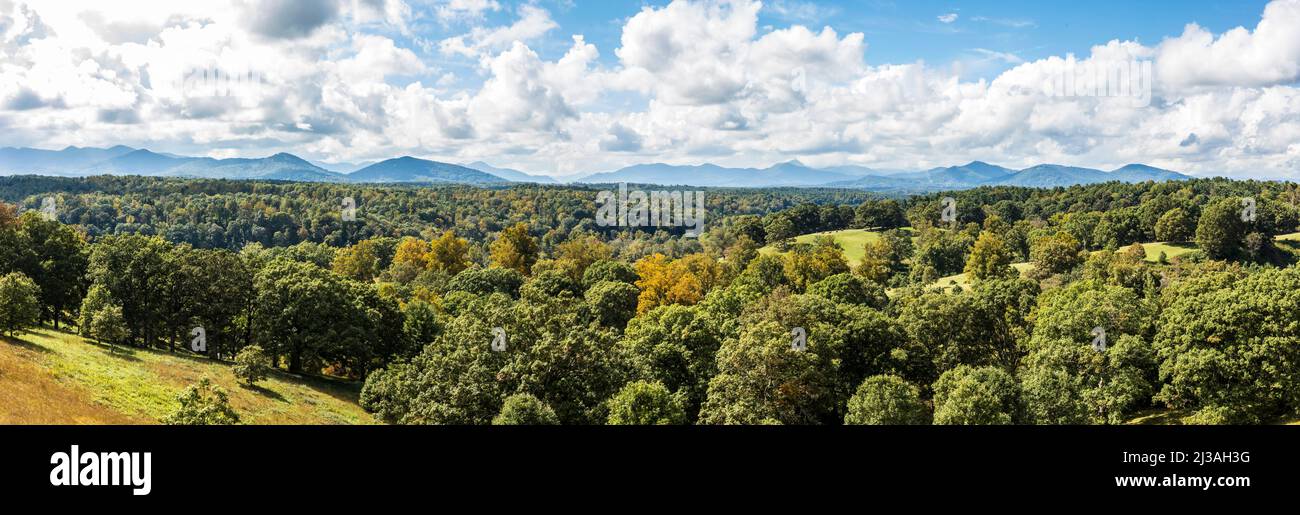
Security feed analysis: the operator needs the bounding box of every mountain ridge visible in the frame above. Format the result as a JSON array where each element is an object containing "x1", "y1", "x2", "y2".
[{"x1": 0, "y1": 145, "x2": 1193, "y2": 190}]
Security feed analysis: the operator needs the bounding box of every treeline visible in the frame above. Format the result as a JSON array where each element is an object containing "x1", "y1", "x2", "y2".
[
  {"x1": 1, "y1": 175, "x2": 875, "y2": 260},
  {"x1": 0, "y1": 207, "x2": 412, "y2": 377},
  {"x1": 729, "y1": 178, "x2": 1300, "y2": 286}
]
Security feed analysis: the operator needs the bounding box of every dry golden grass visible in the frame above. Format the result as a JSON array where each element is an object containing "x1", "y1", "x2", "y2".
[{"x1": 0, "y1": 334, "x2": 143, "y2": 424}]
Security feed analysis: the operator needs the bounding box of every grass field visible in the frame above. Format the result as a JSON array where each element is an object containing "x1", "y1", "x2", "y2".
[
  {"x1": 929, "y1": 241, "x2": 1202, "y2": 291},
  {"x1": 760, "y1": 228, "x2": 915, "y2": 266},
  {"x1": 0, "y1": 328, "x2": 375, "y2": 425}
]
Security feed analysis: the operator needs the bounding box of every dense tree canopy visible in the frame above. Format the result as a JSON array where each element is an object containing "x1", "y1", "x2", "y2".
[{"x1": 4, "y1": 174, "x2": 1300, "y2": 425}]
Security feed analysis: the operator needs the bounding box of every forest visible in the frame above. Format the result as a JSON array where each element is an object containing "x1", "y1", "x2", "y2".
[{"x1": 2, "y1": 174, "x2": 1299, "y2": 425}]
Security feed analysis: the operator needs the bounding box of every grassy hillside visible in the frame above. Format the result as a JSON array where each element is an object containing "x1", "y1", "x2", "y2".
[
  {"x1": 0, "y1": 328, "x2": 375, "y2": 425},
  {"x1": 760, "y1": 228, "x2": 915, "y2": 266},
  {"x1": 930, "y1": 241, "x2": 1202, "y2": 291}
]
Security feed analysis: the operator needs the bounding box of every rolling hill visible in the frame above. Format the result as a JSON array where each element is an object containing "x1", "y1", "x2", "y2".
[
  {"x1": 348, "y1": 156, "x2": 506, "y2": 184},
  {"x1": 0, "y1": 144, "x2": 1195, "y2": 190},
  {"x1": 465, "y1": 161, "x2": 556, "y2": 184},
  {"x1": 578, "y1": 160, "x2": 855, "y2": 187}
]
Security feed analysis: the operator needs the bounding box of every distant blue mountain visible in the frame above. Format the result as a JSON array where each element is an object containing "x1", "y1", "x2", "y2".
[
  {"x1": 0, "y1": 144, "x2": 1195, "y2": 190},
  {"x1": 0, "y1": 145, "x2": 135, "y2": 174},
  {"x1": 578, "y1": 160, "x2": 853, "y2": 187},
  {"x1": 165, "y1": 153, "x2": 345, "y2": 182},
  {"x1": 1107, "y1": 164, "x2": 1190, "y2": 183},
  {"x1": 88, "y1": 149, "x2": 198, "y2": 175},
  {"x1": 834, "y1": 162, "x2": 1190, "y2": 190},
  {"x1": 997, "y1": 164, "x2": 1111, "y2": 187},
  {"x1": 348, "y1": 156, "x2": 505, "y2": 184},
  {"x1": 465, "y1": 161, "x2": 556, "y2": 184},
  {"x1": 888, "y1": 161, "x2": 1017, "y2": 189}
]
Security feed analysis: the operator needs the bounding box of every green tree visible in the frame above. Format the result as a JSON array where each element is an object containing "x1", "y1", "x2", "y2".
[
  {"x1": 964, "y1": 231, "x2": 1015, "y2": 280},
  {"x1": 1019, "y1": 336, "x2": 1155, "y2": 425},
  {"x1": 620, "y1": 305, "x2": 722, "y2": 422},
  {"x1": 808, "y1": 273, "x2": 888, "y2": 309},
  {"x1": 17, "y1": 212, "x2": 88, "y2": 329},
  {"x1": 932, "y1": 365, "x2": 1022, "y2": 425},
  {"x1": 1195, "y1": 198, "x2": 1246, "y2": 260},
  {"x1": 492, "y1": 393, "x2": 560, "y2": 425},
  {"x1": 428, "y1": 230, "x2": 472, "y2": 275},
  {"x1": 782, "y1": 241, "x2": 850, "y2": 292},
  {"x1": 77, "y1": 284, "x2": 113, "y2": 337},
  {"x1": 844, "y1": 375, "x2": 931, "y2": 425},
  {"x1": 332, "y1": 239, "x2": 383, "y2": 282},
  {"x1": 1029, "y1": 231, "x2": 1084, "y2": 277},
  {"x1": 253, "y1": 259, "x2": 402, "y2": 376},
  {"x1": 87, "y1": 234, "x2": 172, "y2": 346},
  {"x1": 855, "y1": 199, "x2": 906, "y2": 229},
  {"x1": 897, "y1": 278, "x2": 1039, "y2": 381},
  {"x1": 88, "y1": 305, "x2": 128, "y2": 349},
  {"x1": 699, "y1": 320, "x2": 838, "y2": 425},
  {"x1": 911, "y1": 227, "x2": 973, "y2": 279},
  {"x1": 233, "y1": 345, "x2": 272, "y2": 385},
  {"x1": 402, "y1": 299, "x2": 441, "y2": 349},
  {"x1": 359, "y1": 362, "x2": 417, "y2": 424},
  {"x1": 582, "y1": 260, "x2": 638, "y2": 289},
  {"x1": 1153, "y1": 267, "x2": 1300, "y2": 423},
  {"x1": 0, "y1": 272, "x2": 41, "y2": 337},
  {"x1": 163, "y1": 378, "x2": 241, "y2": 425},
  {"x1": 585, "y1": 281, "x2": 640, "y2": 328},
  {"x1": 1155, "y1": 208, "x2": 1196, "y2": 243},
  {"x1": 606, "y1": 381, "x2": 686, "y2": 425},
  {"x1": 489, "y1": 223, "x2": 539, "y2": 275},
  {"x1": 1026, "y1": 280, "x2": 1153, "y2": 349},
  {"x1": 448, "y1": 267, "x2": 524, "y2": 298}
]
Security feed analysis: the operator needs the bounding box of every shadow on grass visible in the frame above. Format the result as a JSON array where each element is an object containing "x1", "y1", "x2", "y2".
[
  {"x1": 269, "y1": 369, "x2": 364, "y2": 404},
  {"x1": 1127, "y1": 408, "x2": 1191, "y2": 425},
  {"x1": 80, "y1": 339, "x2": 143, "y2": 362},
  {"x1": 240, "y1": 382, "x2": 287, "y2": 402},
  {"x1": 100, "y1": 345, "x2": 143, "y2": 363},
  {"x1": 0, "y1": 334, "x2": 54, "y2": 354}
]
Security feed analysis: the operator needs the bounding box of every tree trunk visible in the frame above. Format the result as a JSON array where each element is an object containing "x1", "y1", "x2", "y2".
[{"x1": 289, "y1": 347, "x2": 303, "y2": 374}]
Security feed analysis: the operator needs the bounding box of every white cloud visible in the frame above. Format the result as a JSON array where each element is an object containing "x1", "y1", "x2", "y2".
[
  {"x1": 938, "y1": 13, "x2": 959, "y2": 24},
  {"x1": 1156, "y1": 0, "x2": 1300, "y2": 89},
  {"x1": 2, "y1": 0, "x2": 1300, "y2": 178},
  {"x1": 439, "y1": 4, "x2": 555, "y2": 57},
  {"x1": 434, "y1": 0, "x2": 501, "y2": 22}
]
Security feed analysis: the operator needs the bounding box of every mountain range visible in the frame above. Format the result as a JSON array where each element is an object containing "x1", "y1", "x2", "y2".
[{"x1": 0, "y1": 145, "x2": 1193, "y2": 191}]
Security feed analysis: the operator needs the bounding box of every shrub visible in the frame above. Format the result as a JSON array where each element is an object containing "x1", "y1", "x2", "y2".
[
  {"x1": 844, "y1": 375, "x2": 931, "y2": 425},
  {"x1": 233, "y1": 345, "x2": 272, "y2": 385},
  {"x1": 606, "y1": 381, "x2": 686, "y2": 425},
  {"x1": 932, "y1": 365, "x2": 1022, "y2": 425},
  {"x1": 0, "y1": 272, "x2": 41, "y2": 337},
  {"x1": 492, "y1": 394, "x2": 559, "y2": 425},
  {"x1": 162, "y1": 378, "x2": 240, "y2": 425}
]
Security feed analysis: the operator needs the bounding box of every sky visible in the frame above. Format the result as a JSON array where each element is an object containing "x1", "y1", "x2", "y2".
[{"x1": 0, "y1": 0, "x2": 1297, "y2": 178}]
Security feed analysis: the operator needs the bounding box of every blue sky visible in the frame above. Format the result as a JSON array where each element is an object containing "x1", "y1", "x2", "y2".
[
  {"x1": 408, "y1": 0, "x2": 1275, "y2": 84},
  {"x1": 2, "y1": 0, "x2": 1298, "y2": 178}
]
